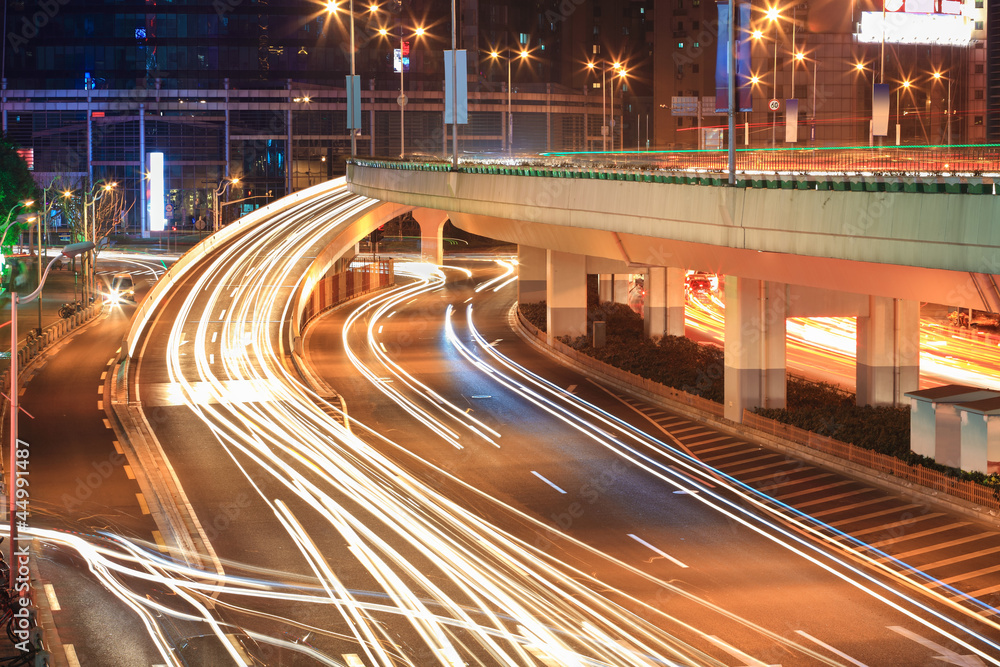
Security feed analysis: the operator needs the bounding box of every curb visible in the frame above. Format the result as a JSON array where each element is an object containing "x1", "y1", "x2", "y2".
[{"x1": 510, "y1": 306, "x2": 1000, "y2": 530}]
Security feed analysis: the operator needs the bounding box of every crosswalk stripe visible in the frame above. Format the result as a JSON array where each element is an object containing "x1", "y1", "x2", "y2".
[
  {"x1": 887, "y1": 532, "x2": 996, "y2": 561},
  {"x1": 867, "y1": 520, "x2": 969, "y2": 548},
  {"x1": 682, "y1": 434, "x2": 732, "y2": 447},
  {"x1": 829, "y1": 503, "x2": 922, "y2": 528},
  {"x1": 742, "y1": 465, "x2": 815, "y2": 484},
  {"x1": 691, "y1": 441, "x2": 746, "y2": 456},
  {"x1": 777, "y1": 479, "x2": 856, "y2": 501},
  {"x1": 938, "y1": 561, "x2": 1000, "y2": 586},
  {"x1": 702, "y1": 451, "x2": 777, "y2": 466},
  {"x1": 794, "y1": 487, "x2": 878, "y2": 510},
  {"x1": 754, "y1": 471, "x2": 833, "y2": 491},
  {"x1": 810, "y1": 495, "x2": 894, "y2": 517},
  {"x1": 898, "y1": 545, "x2": 1000, "y2": 576}
]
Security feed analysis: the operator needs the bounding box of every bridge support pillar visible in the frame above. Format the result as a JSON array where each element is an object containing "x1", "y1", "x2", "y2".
[
  {"x1": 644, "y1": 267, "x2": 686, "y2": 339},
  {"x1": 856, "y1": 296, "x2": 919, "y2": 406},
  {"x1": 613, "y1": 274, "x2": 629, "y2": 306},
  {"x1": 546, "y1": 250, "x2": 587, "y2": 343},
  {"x1": 412, "y1": 208, "x2": 448, "y2": 265},
  {"x1": 598, "y1": 274, "x2": 614, "y2": 303},
  {"x1": 724, "y1": 277, "x2": 787, "y2": 422},
  {"x1": 517, "y1": 245, "x2": 547, "y2": 304}
]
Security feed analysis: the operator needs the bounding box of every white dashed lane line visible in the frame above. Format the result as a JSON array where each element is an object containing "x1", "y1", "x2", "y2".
[{"x1": 530, "y1": 471, "x2": 567, "y2": 495}]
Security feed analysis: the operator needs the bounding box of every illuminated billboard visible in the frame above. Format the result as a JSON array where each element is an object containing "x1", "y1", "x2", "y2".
[
  {"x1": 147, "y1": 152, "x2": 165, "y2": 232},
  {"x1": 858, "y1": 10, "x2": 973, "y2": 44}
]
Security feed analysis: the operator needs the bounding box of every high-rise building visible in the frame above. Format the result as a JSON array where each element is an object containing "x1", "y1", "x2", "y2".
[{"x1": 653, "y1": 0, "x2": 987, "y2": 150}]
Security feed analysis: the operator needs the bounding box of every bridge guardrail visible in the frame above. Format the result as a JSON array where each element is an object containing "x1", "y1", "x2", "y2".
[{"x1": 350, "y1": 148, "x2": 999, "y2": 194}]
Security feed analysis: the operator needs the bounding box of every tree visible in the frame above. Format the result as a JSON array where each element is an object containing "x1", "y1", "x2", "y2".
[{"x1": 0, "y1": 137, "x2": 38, "y2": 217}]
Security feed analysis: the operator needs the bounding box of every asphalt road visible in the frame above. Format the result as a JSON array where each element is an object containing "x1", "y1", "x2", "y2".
[
  {"x1": 45, "y1": 180, "x2": 998, "y2": 665},
  {"x1": 304, "y1": 257, "x2": 1000, "y2": 666}
]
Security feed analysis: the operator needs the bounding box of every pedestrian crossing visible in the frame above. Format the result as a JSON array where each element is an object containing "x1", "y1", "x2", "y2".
[{"x1": 613, "y1": 392, "x2": 1000, "y2": 616}]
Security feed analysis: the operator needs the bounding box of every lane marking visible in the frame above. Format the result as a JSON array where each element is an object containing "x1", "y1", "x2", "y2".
[
  {"x1": 888, "y1": 625, "x2": 985, "y2": 666},
  {"x1": 123, "y1": 465, "x2": 136, "y2": 480},
  {"x1": 64, "y1": 644, "x2": 81, "y2": 667},
  {"x1": 566, "y1": 384, "x2": 577, "y2": 393},
  {"x1": 794, "y1": 631, "x2": 869, "y2": 666},
  {"x1": 136, "y1": 493, "x2": 151, "y2": 515},
  {"x1": 97, "y1": 400, "x2": 103, "y2": 411},
  {"x1": 211, "y1": 331, "x2": 218, "y2": 343},
  {"x1": 106, "y1": 358, "x2": 114, "y2": 366},
  {"x1": 98, "y1": 386, "x2": 104, "y2": 394},
  {"x1": 219, "y1": 309, "x2": 226, "y2": 319},
  {"x1": 888, "y1": 532, "x2": 994, "y2": 561},
  {"x1": 151, "y1": 530, "x2": 167, "y2": 552},
  {"x1": 100, "y1": 371, "x2": 107, "y2": 381},
  {"x1": 531, "y1": 471, "x2": 567, "y2": 494},
  {"x1": 102, "y1": 419, "x2": 112, "y2": 429},
  {"x1": 210, "y1": 353, "x2": 215, "y2": 365},
  {"x1": 627, "y1": 533, "x2": 688, "y2": 568},
  {"x1": 43, "y1": 583, "x2": 60, "y2": 611},
  {"x1": 112, "y1": 440, "x2": 124, "y2": 454},
  {"x1": 377, "y1": 325, "x2": 383, "y2": 334},
  {"x1": 343, "y1": 656, "x2": 365, "y2": 667}
]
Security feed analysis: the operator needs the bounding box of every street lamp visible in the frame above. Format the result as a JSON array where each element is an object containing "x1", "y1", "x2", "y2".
[
  {"x1": 378, "y1": 24, "x2": 427, "y2": 159},
  {"x1": 897, "y1": 79, "x2": 912, "y2": 146},
  {"x1": 766, "y1": 6, "x2": 781, "y2": 147},
  {"x1": 8, "y1": 241, "x2": 95, "y2": 590},
  {"x1": 213, "y1": 177, "x2": 240, "y2": 233},
  {"x1": 329, "y1": 0, "x2": 358, "y2": 157},
  {"x1": 491, "y1": 47, "x2": 529, "y2": 154},
  {"x1": 586, "y1": 60, "x2": 624, "y2": 152},
  {"x1": 931, "y1": 70, "x2": 952, "y2": 146}
]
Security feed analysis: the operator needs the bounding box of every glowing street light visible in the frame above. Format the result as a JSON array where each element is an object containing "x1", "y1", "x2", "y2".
[
  {"x1": 931, "y1": 70, "x2": 952, "y2": 146},
  {"x1": 491, "y1": 47, "x2": 530, "y2": 154}
]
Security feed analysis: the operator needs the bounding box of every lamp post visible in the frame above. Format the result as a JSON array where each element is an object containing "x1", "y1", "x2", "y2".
[
  {"x1": 764, "y1": 6, "x2": 781, "y2": 147},
  {"x1": 897, "y1": 79, "x2": 911, "y2": 146},
  {"x1": 491, "y1": 47, "x2": 529, "y2": 155},
  {"x1": 8, "y1": 241, "x2": 94, "y2": 589},
  {"x1": 213, "y1": 177, "x2": 240, "y2": 233},
  {"x1": 329, "y1": 0, "x2": 360, "y2": 157},
  {"x1": 379, "y1": 24, "x2": 426, "y2": 159},
  {"x1": 932, "y1": 70, "x2": 952, "y2": 146},
  {"x1": 81, "y1": 181, "x2": 116, "y2": 302},
  {"x1": 587, "y1": 61, "x2": 623, "y2": 152}
]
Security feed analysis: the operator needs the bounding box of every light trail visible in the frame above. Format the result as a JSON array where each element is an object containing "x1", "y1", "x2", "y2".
[
  {"x1": 35, "y1": 179, "x2": 1000, "y2": 665},
  {"x1": 686, "y1": 291, "x2": 1000, "y2": 391}
]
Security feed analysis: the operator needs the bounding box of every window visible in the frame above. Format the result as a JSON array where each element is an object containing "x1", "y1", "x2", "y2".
[
  {"x1": 692, "y1": 21, "x2": 700, "y2": 29},
  {"x1": 692, "y1": 64, "x2": 699, "y2": 73},
  {"x1": 677, "y1": 22, "x2": 684, "y2": 30},
  {"x1": 678, "y1": 42, "x2": 684, "y2": 48},
  {"x1": 975, "y1": 89, "x2": 984, "y2": 99},
  {"x1": 677, "y1": 117, "x2": 684, "y2": 128},
  {"x1": 693, "y1": 42, "x2": 699, "y2": 47},
  {"x1": 976, "y1": 64, "x2": 984, "y2": 73},
  {"x1": 519, "y1": 33, "x2": 528, "y2": 45},
  {"x1": 975, "y1": 20, "x2": 984, "y2": 30},
  {"x1": 975, "y1": 116, "x2": 984, "y2": 125},
  {"x1": 975, "y1": 0, "x2": 983, "y2": 7}
]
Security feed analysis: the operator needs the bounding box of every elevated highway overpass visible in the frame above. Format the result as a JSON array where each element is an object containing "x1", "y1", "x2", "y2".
[{"x1": 346, "y1": 155, "x2": 1000, "y2": 421}]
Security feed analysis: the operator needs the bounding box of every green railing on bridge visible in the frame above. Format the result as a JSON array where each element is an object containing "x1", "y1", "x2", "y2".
[{"x1": 350, "y1": 145, "x2": 1000, "y2": 195}]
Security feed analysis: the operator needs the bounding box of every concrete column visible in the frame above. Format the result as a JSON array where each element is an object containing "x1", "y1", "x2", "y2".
[
  {"x1": 517, "y1": 245, "x2": 547, "y2": 304},
  {"x1": 546, "y1": 250, "x2": 587, "y2": 344},
  {"x1": 645, "y1": 267, "x2": 687, "y2": 337},
  {"x1": 856, "y1": 296, "x2": 919, "y2": 406},
  {"x1": 597, "y1": 274, "x2": 613, "y2": 303},
  {"x1": 411, "y1": 208, "x2": 448, "y2": 265},
  {"x1": 723, "y1": 277, "x2": 787, "y2": 422},
  {"x1": 613, "y1": 274, "x2": 629, "y2": 305}
]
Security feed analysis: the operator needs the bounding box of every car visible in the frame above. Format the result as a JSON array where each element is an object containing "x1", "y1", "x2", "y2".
[
  {"x1": 108, "y1": 272, "x2": 135, "y2": 303},
  {"x1": 685, "y1": 271, "x2": 718, "y2": 295}
]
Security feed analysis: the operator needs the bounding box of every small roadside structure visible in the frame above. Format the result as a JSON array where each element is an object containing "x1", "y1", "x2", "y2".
[{"x1": 906, "y1": 385, "x2": 1000, "y2": 473}]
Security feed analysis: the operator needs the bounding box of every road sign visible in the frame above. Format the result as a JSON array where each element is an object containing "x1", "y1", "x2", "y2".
[
  {"x1": 165, "y1": 204, "x2": 173, "y2": 216},
  {"x1": 397, "y1": 94, "x2": 408, "y2": 107},
  {"x1": 768, "y1": 99, "x2": 780, "y2": 111}
]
